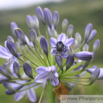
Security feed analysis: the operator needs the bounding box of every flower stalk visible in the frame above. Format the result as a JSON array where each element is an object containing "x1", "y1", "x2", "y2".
[{"x1": 47, "y1": 80, "x2": 55, "y2": 103}]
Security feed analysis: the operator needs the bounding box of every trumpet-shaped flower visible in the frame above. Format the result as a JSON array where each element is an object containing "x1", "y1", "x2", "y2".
[
  {"x1": 50, "y1": 33, "x2": 74, "y2": 58},
  {"x1": 35, "y1": 66, "x2": 59, "y2": 86}
]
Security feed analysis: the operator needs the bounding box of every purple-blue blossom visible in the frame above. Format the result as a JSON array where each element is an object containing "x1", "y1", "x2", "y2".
[
  {"x1": 50, "y1": 33, "x2": 74, "y2": 58},
  {"x1": 35, "y1": 66, "x2": 59, "y2": 86}
]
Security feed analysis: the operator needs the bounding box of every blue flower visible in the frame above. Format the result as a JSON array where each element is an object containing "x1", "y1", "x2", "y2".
[
  {"x1": 35, "y1": 66, "x2": 59, "y2": 86},
  {"x1": 86, "y1": 66, "x2": 103, "y2": 79},
  {"x1": 0, "y1": 41, "x2": 17, "y2": 67},
  {"x1": 5, "y1": 73, "x2": 40, "y2": 102},
  {"x1": 50, "y1": 33, "x2": 74, "y2": 58}
]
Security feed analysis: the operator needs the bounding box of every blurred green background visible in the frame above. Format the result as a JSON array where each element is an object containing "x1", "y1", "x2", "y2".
[{"x1": 0, "y1": 0, "x2": 103, "y2": 103}]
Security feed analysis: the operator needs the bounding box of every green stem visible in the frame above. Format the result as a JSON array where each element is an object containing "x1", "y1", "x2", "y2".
[{"x1": 47, "y1": 81, "x2": 55, "y2": 103}]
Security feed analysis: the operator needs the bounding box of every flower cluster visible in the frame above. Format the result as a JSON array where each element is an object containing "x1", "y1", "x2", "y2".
[{"x1": 0, "y1": 6, "x2": 102, "y2": 103}]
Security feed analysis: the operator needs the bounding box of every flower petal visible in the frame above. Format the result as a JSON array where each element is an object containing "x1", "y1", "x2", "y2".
[
  {"x1": 51, "y1": 48, "x2": 58, "y2": 55},
  {"x1": 50, "y1": 38, "x2": 57, "y2": 47},
  {"x1": 62, "y1": 46, "x2": 70, "y2": 53},
  {"x1": 50, "y1": 77, "x2": 59, "y2": 86},
  {"x1": 57, "y1": 33, "x2": 66, "y2": 43},
  {"x1": 51, "y1": 65, "x2": 57, "y2": 72},
  {"x1": 36, "y1": 66, "x2": 47, "y2": 74},
  {"x1": 14, "y1": 87, "x2": 26, "y2": 101},
  {"x1": 0, "y1": 45, "x2": 12, "y2": 59},
  {"x1": 60, "y1": 52, "x2": 68, "y2": 58},
  {"x1": 27, "y1": 88, "x2": 36, "y2": 102},
  {"x1": 64, "y1": 38, "x2": 74, "y2": 47},
  {"x1": 35, "y1": 72, "x2": 49, "y2": 83}
]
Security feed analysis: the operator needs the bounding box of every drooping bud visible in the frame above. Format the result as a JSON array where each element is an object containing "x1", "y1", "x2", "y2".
[
  {"x1": 15, "y1": 28, "x2": 27, "y2": 44},
  {"x1": 23, "y1": 62, "x2": 33, "y2": 78},
  {"x1": 86, "y1": 29, "x2": 97, "y2": 43},
  {"x1": 44, "y1": 8, "x2": 52, "y2": 28},
  {"x1": 0, "y1": 66, "x2": 11, "y2": 78},
  {"x1": 84, "y1": 23, "x2": 93, "y2": 41},
  {"x1": 6, "y1": 85, "x2": 23, "y2": 95},
  {"x1": 40, "y1": 36, "x2": 48, "y2": 56},
  {"x1": 7, "y1": 36, "x2": 14, "y2": 43},
  {"x1": 6, "y1": 90, "x2": 15, "y2": 95},
  {"x1": 55, "y1": 55, "x2": 63, "y2": 72},
  {"x1": 90, "y1": 68, "x2": 100, "y2": 85},
  {"x1": 10, "y1": 22, "x2": 18, "y2": 37},
  {"x1": 30, "y1": 29, "x2": 37, "y2": 46},
  {"x1": 93, "y1": 39, "x2": 100, "y2": 52},
  {"x1": 62, "y1": 19, "x2": 68, "y2": 32},
  {"x1": 66, "y1": 54, "x2": 74, "y2": 70},
  {"x1": 52, "y1": 11, "x2": 59, "y2": 29},
  {"x1": 3, "y1": 82, "x2": 14, "y2": 91},
  {"x1": 26, "y1": 15, "x2": 39, "y2": 29},
  {"x1": 7, "y1": 41, "x2": 18, "y2": 58},
  {"x1": 36, "y1": 6, "x2": 46, "y2": 25},
  {"x1": 67, "y1": 24, "x2": 74, "y2": 38},
  {"x1": 13, "y1": 62, "x2": 21, "y2": 78},
  {"x1": 0, "y1": 75, "x2": 10, "y2": 84},
  {"x1": 75, "y1": 32, "x2": 82, "y2": 44},
  {"x1": 73, "y1": 51, "x2": 93, "y2": 60},
  {"x1": 82, "y1": 44, "x2": 89, "y2": 51}
]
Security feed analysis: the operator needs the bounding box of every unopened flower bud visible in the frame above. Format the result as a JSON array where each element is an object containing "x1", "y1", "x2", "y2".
[
  {"x1": 66, "y1": 54, "x2": 74, "y2": 70},
  {"x1": 40, "y1": 36, "x2": 48, "y2": 56},
  {"x1": 86, "y1": 29, "x2": 97, "y2": 43},
  {"x1": 62, "y1": 19, "x2": 68, "y2": 32},
  {"x1": 26, "y1": 15, "x2": 39, "y2": 29},
  {"x1": 84, "y1": 23, "x2": 93, "y2": 41},
  {"x1": 0, "y1": 66, "x2": 11, "y2": 78},
  {"x1": 30, "y1": 29, "x2": 37, "y2": 46},
  {"x1": 44, "y1": 8, "x2": 52, "y2": 28},
  {"x1": 90, "y1": 68, "x2": 100, "y2": 85},
  {"x1": 93, "y1": 39, "x2": 100, "y2": 52},
  {"x1": 3, "y1": 82, "x2": 14, "y2": 91},
  {"x1": 67, "y1": 24, "x2": 74, "y2": 38},
  {"x1": 75, "y1": 32, "x2": 82, "y2": 44},
  {"x1": 36, "y1": 6, "x2": 46, "y2": 25},
  {"x1": 15, "y1": 28, "x2": 27, "y2": 44},
  {"x1": 73, "y1": 51, "x2": 93, "y2": 60},
  {"x1": 82, "y1": 44, "x2": 89, "y2": 51},
  {"x1": 23, "y1": 62, "x2": 33, "y2": 78},
  {"x1": 52, "y1": 11, "x2": 59, "y2": 29},
  {"x1": 7, "y1": 41, "x2": 18, "y2": 58},
  {"x1": 6, "y1": 90, "x2": 15, "y2": 95},
  {"x1": 11, "y1": 22, "x2": 18, "y2": 37},
  {"x1": 51, "y1": 29, "x2": 58, "y2": 37},
  {"x1": 55, "y1": 55, "x2": 63, "y2": 72},
  {"x1": 7, "y1": 36, "x2": 14, "y2": 43},
  {"x1": 74, "y1": 39, "x2": 79, "y2": 49},
  {"x1": 13, "y1": 62, "x2": 21, "y2": 78},
  {"x1": 0, "y1": 77, "x2": 10, "y2": 84}
]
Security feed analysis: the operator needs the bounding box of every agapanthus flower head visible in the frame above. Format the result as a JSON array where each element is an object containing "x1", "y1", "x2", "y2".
[{"x1": 0, "y1": 6, "x2": 102, "y2": 103}]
